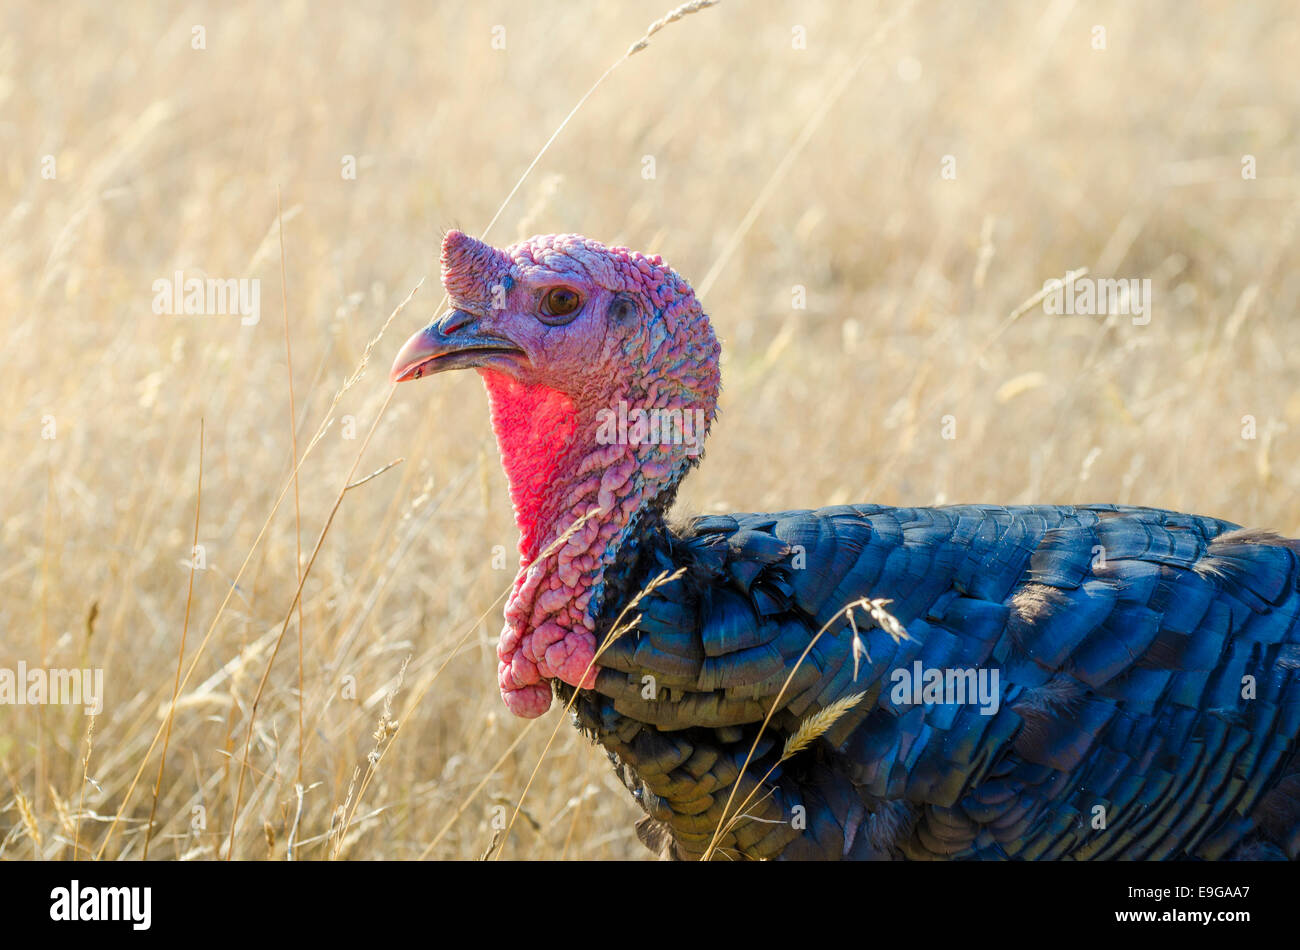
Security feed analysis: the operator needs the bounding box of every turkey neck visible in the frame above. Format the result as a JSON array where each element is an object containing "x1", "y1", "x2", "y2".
[{"x1": 480, "y1": 368, "x2": 699, "y2": 717}]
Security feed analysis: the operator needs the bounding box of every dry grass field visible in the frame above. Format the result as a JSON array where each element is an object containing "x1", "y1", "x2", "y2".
[{"x1": 1, "y1": 0, "x2": 1298, "y2": 860}]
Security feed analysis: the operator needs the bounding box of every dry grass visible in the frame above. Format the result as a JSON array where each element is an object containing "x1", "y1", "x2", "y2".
[{"x1": 1, "y1": 0, "x2": 1298, "y2": 860}]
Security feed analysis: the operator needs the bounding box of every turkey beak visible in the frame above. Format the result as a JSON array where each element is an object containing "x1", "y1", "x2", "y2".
[{"x1": 390, "y1": 309, "x2": 523, "y2": 383}]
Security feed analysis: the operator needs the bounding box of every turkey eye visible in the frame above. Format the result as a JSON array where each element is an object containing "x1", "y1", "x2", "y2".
[{"x1": 540, "y1": 287, "x2": 582, "y2": 323}]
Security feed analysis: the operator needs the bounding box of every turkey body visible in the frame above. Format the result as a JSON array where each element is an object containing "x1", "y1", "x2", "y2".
[{"x1": 565, "y1": 503, "x2": 1300, "y2": 860}]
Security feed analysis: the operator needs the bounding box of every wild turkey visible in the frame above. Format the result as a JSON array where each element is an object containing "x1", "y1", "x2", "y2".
[{"x1": 391, "y1": 230, "x2": 1300, "y2": 860}]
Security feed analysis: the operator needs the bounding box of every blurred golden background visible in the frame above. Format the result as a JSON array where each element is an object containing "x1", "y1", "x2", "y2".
[{"x1": 1, "y1": 0, "x2": 1297, "y2": 858}]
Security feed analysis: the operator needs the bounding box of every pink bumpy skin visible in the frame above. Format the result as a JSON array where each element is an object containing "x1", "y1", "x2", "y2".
[{"x1": 429, "y1": 231, "x2": 720, "y2": 717}]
